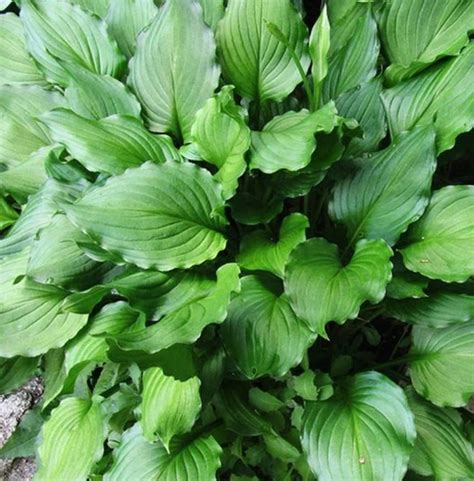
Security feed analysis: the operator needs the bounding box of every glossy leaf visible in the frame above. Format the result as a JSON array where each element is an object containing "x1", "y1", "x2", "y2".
[
  {"x1": 400, "y1": 185, "x2": 474, "y2": 283},
  {"x1": 129, "y1": 0, "x2": 219, "y2": 142},
  {"x1": 301, "y1": 371, "x2": 416, "y2": 481},
  {"x1": 0, "y1": 356, "x2": 39, "y2": 394},
  {"x1": 217, "y1": 0, "x2": 309, "y2": 102},
  {"x1": 330, "y1": 126, "x2": 436, "y2": 246},
  {"x1": 66, "y1": 161, "x2": 228, "y2": 270},
  {"x1": 285, "y1": 238, "x2": 392, "y2": 336},
  {"x1": 309, "y1": 5, "x2": 330, "y2": 86}
]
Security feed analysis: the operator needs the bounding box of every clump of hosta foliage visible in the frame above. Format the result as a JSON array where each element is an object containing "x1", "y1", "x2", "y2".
[{"x1": 1, "y1": 0, "x2": 474, "y2": 479}]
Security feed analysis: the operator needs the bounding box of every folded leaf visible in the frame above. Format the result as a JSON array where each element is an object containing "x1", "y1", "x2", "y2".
[
  {"x1": 221, "y1": 274, "x2": 314, "y2": 379},
  {"x1": 409, "y1": 321, "x2": 474, "y2": 407},
  {"x1": 382, "y1": 43, "x2": 474, "y2": 153},
  {"x1": 0, "y1": 195, "x2": 18, "y2": 230},
  {"x1": 330, "y1": 126, "x2": 436, "y2": 246},
  {"x1": 379, "y1": 0, "x2": 474, "y2": 84},
  {"x1": 35, "y1": 397, "x2": 106, "y2": 481},
  {"x1": 309, "y1": 5, "x2": 330, "y2": 86},
  {"x1": 66, "y1": 161, "x2": 228, "y2": 270},
  {"x1": 237, "y1": 213, "x2": 308, "y2": 278},
  {"x1": 406, "y1": 388, "x2": 474, "y2": 480},
  {"x1": 400, "y1": 185, "x2": 474, "y2": 283},
  {"x1": 285, "y1": 238, "x2": 392, "y2": 336},
  {"x1": 216, "y1": 0, "x2": 309, "y2": 102},
  {"x1": 20, "y1": 0, "x2": 125, "y2": 86},
  {"x1": 104, "y1": 424, "x2": 222, "y2": 481},
  {"x1": 129, "y1": 0, "x2": 219, "y2": 142},
  {"x1": 141, "y1": 367, "x2": 201, "y2": 447},
  {"x1": 42, "y1": 109, "x2": 178, "y2": 175}
]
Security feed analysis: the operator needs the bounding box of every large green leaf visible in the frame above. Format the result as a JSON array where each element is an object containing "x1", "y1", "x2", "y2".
[
  {"x1": 216, "y1": 0, "x2": 309, "y2": 102},
  {"x1": 330, "y1": 126, "x2": 436, "y2": 246},
  {"x1": 104, "y1": 424, "x2": 222, "y2": 481},
  {"x1": 35, "y1": 397, "x2": 106, "y2": 481},
  {"x1": 406, "y1": 388, "x2": 474, "y2": 480},
  {"x1": 141, "y1": 367, "x2": 201, "y2": 447},
  {"x1": 237, "y1": 213, "x2": 308, "y2": 278},
  {"x1": 221, "y1": 274, "x2": 314, "y2": 379},
  {"x1": 0, "y1": 13, "x2": 45, "y2": 85},
  {"x1": 301, "y1": 371, "x2": 416, "y2": 481},
  {"x1": 0, "y1": 356, "x2": 39, "y2": 394},
  {"x1": 0, "y1": 250, "x2": 89, "y2": 357},
  {"x1": 379, "y1": 0, "x2": 474, "y2": 84},
  {"x1": 249, "y1": 102, "x2": 339, "y2": 174},
  {"x1": 129, "y1": 0, "x2": 219, "y2": 142},
  {"x1": 400, "y1": 185, "x2": 474, "y2": 283},
  {"x1": 66, "y1": 161, "x2": 228, "y2": 270},
  {"x1": 42, "y1": 109, "x2": 178, "y2": 175},
  {"x1": 382, "y1": 43, "x2": 474, "y2": 153},
  {"x1": 20, "y1": 0, "x2": 125, "y2": 86},
  {"x1": 409, "y1": 321, "x2": 474, "y2": 407},
  {"x1": 114, "y1": 264, "x2": 240, "y2": 352},
  {"x1": 285, "y1": 238, "x2": 392, "y2": 337},
  {"x1": 191, "y1": 86, "x2": 250, "y2": 199}
]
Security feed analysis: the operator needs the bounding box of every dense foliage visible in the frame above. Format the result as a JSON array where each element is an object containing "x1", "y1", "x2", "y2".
[{"x1": 0, "y1": 0, "x2": 473, "y2": 480}]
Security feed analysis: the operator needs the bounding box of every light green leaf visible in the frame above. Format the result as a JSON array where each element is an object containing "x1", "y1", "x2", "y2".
[
  {"x1": 406, "y1": 388, "x2": 474, "y2": 480},
  {"x1": 129, "y1": 0, "x2": 219, "y2": 142},
  {"x1": 0, "y1": 195, "x2": 18, "y2": 230},
  {"x1": 0, "y1": 0, "x2": 11, "y2": 11},
  {"x1": 42, "y1": 109, "x2": 178, "y2": 175},
  {"x1": 400, "y1": 185, "x2": 474, "y2": 283},
  {"x1": 237, "y1": 213, "x2": 308, "y2": 278},
  {"x1": 0, "y1": 251, "x2": 89, "y2": 358},
  {"x1": 285, "y1": 238, "x2": 392, "y2": 337},
  {"x1": 222, "y1": 274, "x2": 314, "y2": 379},
  {"x1": 106, "y1": 0, "x2": 158, "y2": 59},
  {"x1": 0, "y1": 13, "x2": 45, "y2": 86},
  {"x1": 89, "y1": 301, "x2": 143, "y2": 336},
  {"x1": 69, "y1": 0, "x2": 110, "y2": 17},
  {"x1": 104, "y1": 424, "x2": 222, "y2": 481},
  {"x1": 409, "y1": 321, "x2": 474, "y2": 407},
  {"x1": 382, "y1": 43, "x2": 474, "y2": 153},
  {"x1": 217, "y1": 0, "x2": 309, "y2": 102},
  {"x1": 199, "y1": 0, "x2": 223, "y2": 31},
  {"x1": 386, "y1": 262, "x2": 428, "y2": 300},
  {"x1": 191, "y1": 86, "x2": 250, "y2": 199},
  {"x1": 141, "y1": 367, "x2": 201, "y2": 447},
  {"x1": 64, "y1": 66, "x2": 142, "y2": 119},
  {"x1": 249, "y1": 102, "x2": 339, "y2": 174},
  {"x1": 248, "y1": 387, "x2": 286, "y2": 412},
  {"x1": 20, "y1": 0, "x2": 125, "y2": 86},
  {"x1": 309, "y1": 5, "x2": 330, "y2": 85},
  {"x1": 35, "y1": 397, "x2": 106, "y2": 481},
  {"x1": 330, "y1": 126, "x2": 436, "y2": 246},
  {"x1": 379, "y1": 0, "x2": 474, "y2": 84},
  {"x1": 114, "y1": 263, "x2": 240, "y2": 352},
  {"x1": 66, "y1": 161, "x2": 228, "y2": 270},
  {"x1": 301, "y1": 371, "x2": 416, "y2": 481},
  {"x1": 0, "y1": 356, "x2": 39, "y2": 394}
]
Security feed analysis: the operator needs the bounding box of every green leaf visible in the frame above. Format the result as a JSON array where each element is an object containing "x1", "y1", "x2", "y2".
[
  {"x1": 386, "y1": 261, "x2": 428, "y2": 300},
  {"x1": 191, "y1": 86, "x2": 250, "y2": 199},
  {"x1": 221, "y1": 274, "x2": 314, "y2": 379},
  {"x1": 216, "y1": 0, "x2": 309, "y2": 102},
  {"x1": 249, "y1": 102, "x2": 339, "y2": 174},
  {"x1": 20, "y1": 0, "x2": 125, "y2": 86},
  {"x1": 409, "y1": 321, "x2": 474, "y2": 407},
  {"x1": 400, "y1": 185, "x2": 474, "y2": 283},
  {"x1": 69, "y1": 0, "x2": 110, "y2": 18},
  {"x1": 379, "y1": 0, "x2": 474, "y2": 84},
  {"x1": 0, "y1": 356, "x2": 39, "y2": 394},
  {"x1": 141, "y1": 367, "x2": 201, "y2": 447},
  {"x1": 42, "y1": 109, "x2": 178, "y2": 175},
  {"x1": 106, "y1": 0, "x2": 158, "y2": 58},
  {"x1": 199, "y1": 0, "x2": 223, "y2": 32},
  {"x1": 237, "y1": 213, "x2": 308, "y2": 278},
  {"x1": 285, "y1": 238, "x2": 392, "y2": 337},
  {"x1": 35, "y1": 397, "x2": 106, "y2": 481},
  {"x1": 104, "y1": 424, "x2": 222, "y2": 481},
  {"x1": 0, "y1": 13, "x2": 45, "y2": 86},
  {"x1": 128, "y1": 0, "x2": 219, "y2": 142},
  {"x1": 0, "y1": 195, "x2": 18, "y2": 230},
  {"x1": 114, "y1": 263, "x2": 240, "y2": 352},
  {"x1": 0, "y1": 251, "x2": 89, "y2": 357},
  {"x1": 301, "y1": 371, "x2": 416, "y2": 481},
  {"x1": 309, "y1": 5, "x2": 330, "y2": 85},
  {"x1": 66, "y1": 161, "x2": 228, "y2": 270},
  {"x1": 89, "y1": 301, "x2": 143, "y2": 336},
  {"x1": 382, "y1": 43, "x2": 474, "y2": 153},
  {"x1": 330, "y1": 126, "x2": 436, "y2": 246},
  {"x1": 406, "y1": 388, "x2": 474, "y2": 480},
  {"x1": 0, "y1": 0, "x2": 11, "y2": 11},
  {"x1": 64, "y1": 66, "x2": 142, "y2": 119}
]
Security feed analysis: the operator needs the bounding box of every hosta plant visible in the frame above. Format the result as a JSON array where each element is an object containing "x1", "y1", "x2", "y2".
[{"x1": 0, "y1": 0, "x2": 474, "y2": 480}]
